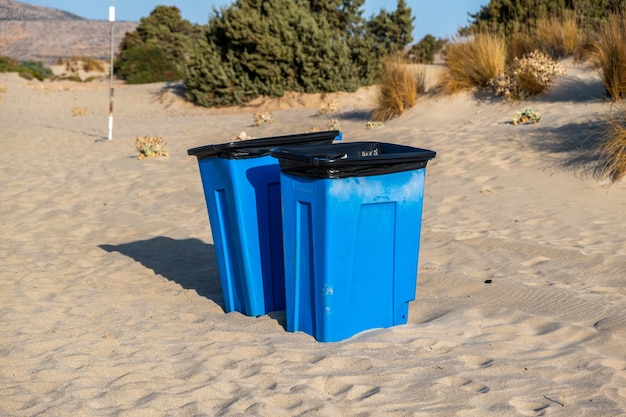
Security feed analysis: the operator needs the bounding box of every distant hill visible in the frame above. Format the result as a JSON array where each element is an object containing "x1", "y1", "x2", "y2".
[
  {"x1": 0, "y1": 0, "x2": 84, "y2": 20},
  {"x1": 0, "y1": 0, "x2": 137, "y2": 63}
]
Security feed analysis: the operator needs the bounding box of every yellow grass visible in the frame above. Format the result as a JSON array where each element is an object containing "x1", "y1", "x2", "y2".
[
  {"x1": 598, "y1": 106, "x2": 626, "y2": 182},
  {"x1": 592, "y1": 14, "x2": 626, "y2": 102},
  {"x1": 536, "y1": 13, "x2": 582, "y2": 58},
  {"x1": 439, "y1": 32, "x2": 507, "y2": 94},
  {"x1": 373, "y1": 56, "x2": 425, "y2": 121}
]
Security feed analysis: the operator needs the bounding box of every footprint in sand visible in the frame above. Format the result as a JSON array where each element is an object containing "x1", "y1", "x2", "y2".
[
  {"x1": 459, "y1": 354, "x2": 494, "y2": 369},
  {"x1": 437, "y1": 376, "x2": 490, "y2": 394},
  {"x1": 509, "y1": 397, "x2": 551, "y2": 416}
]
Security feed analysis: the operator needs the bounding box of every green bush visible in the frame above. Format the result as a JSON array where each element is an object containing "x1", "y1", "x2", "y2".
[
  {"x1": 115, "y1": 6, "x2": 201, "y2": 83},
  {"x1": 186, "y1": 0, "x2": 363, "y2": 106},
  {"x1": 0, "y1": 55, "x2": 19, "y2": 72},
  {"x1": 117, "y1": 45, "x2": 182, "y2": 84},
  {"x1": 0, "y1": 57, "x2": 53, "y2": 81},
  {"x1": 184, "y1": 0, "x2": 415, "y2": 107},
  {"x1": 407, "y1": 35, "x2": 447, "y2": 64},
  {"x1": 17, "y1": 61, "x2": 53, "y2": 81}
]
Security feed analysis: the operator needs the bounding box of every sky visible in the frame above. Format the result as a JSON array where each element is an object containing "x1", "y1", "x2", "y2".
[{"x1": 23, "y1": 0, "x2": 487, "y2": 41}]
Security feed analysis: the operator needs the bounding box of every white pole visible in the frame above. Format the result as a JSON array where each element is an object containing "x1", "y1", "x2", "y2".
[{"x1": 108, "y1": 2, "x2": 115, "y2": 140}]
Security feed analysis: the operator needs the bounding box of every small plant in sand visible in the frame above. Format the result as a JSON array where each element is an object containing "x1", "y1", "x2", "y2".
[
  {"x1": 513, "y1": 108, "x2": 541, "y2": 125},
  {"x1": 327, "y1": 119, "x2": 341, "y2": 130},
  {"x1": 491, "y1": 51, "x2": 566, "y2": 102},
  {"x1": 366, "y1": 121, "x2": 385, "y2": 129},
  {"x1": 317, "y1": 100, "x2": 339, "y2": 115},
  {"x1": 597, "y1": 106, "x2": 626, "y2": 182},
  {"x1": 253, "y1": 112, "x2": 274, "y2": 126},
  {"x1": 310, "y1": 126, "x2": 322, "y2": 132},
  {"x1": 135, "y1": 136, "x2": 169, "y2": 159},
  {"x1": 71, "y1": 106, "x2": 87, "y2": 116},
  {"x1": 232, "y1": 131, "x2": 252, "y2": 141}
]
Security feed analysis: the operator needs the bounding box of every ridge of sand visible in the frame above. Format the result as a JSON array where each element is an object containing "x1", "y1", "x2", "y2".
[{"x1": 1, "y1": 62, "x2": 625, "y2": 416}]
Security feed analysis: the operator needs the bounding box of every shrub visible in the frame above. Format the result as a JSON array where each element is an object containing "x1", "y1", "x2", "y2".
[
  {"x1": 490, "y1": 50, "x2": 566, "y2": 101},
  {"x1": 0, "y1": 56, "x2": 53, "y2": 80},
  {"x1": 253, "y1": 112, "x2": 273, "y2": 126},
  {"x1": 116, "y1": 6, "x2": 200, "y2": 84},
  {"x1": 407, "y1": 34, "x2": 447, "y2": 64},
  {"x1": 185, "y1": 0, "x2": 361, "y2": 107},
  {"x1": 597, "y1": 106, "x2": 626, "y2": 182},
  {"x1": 512, "y1": 107, "x2": 541, "y2": 125},
  {"x1": 135, "y1": 136, "x2": 169, "y2": 159},
  {"x1": 374, "y1": 55, "x2": 424, "y2": 121},
  {"x1": 465, "y1": 0, "x2": 626, "y2": 37},
  {"x1": 439, "y1": 32, "x2": 507, "y2": 94},
  {"x1": 185, "y1": 0, "x2": 416, "y2": 107},
  {"x1": 317, "y1": 100, "x2": 339, "y2": 115},
  {"x1": 0, "y1": 55, "x2": 19, "y2": 72},
  {"x1": 592, "y1": 13, "x2": 626, "y2": 101},
  {"x1": 116, "y1": 45, "x2": 181, "y2": 84}
]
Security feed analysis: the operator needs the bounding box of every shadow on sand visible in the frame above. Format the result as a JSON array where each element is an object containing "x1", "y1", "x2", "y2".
[
  {"x1": 527, "y1": 119, "x2": 605, "y2": 178},
  {"x1": 100, "y1": 236, "x2": 223, "y2": 307}
]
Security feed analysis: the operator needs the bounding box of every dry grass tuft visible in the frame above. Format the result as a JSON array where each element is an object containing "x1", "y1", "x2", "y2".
[
  {"x1": 592, "y1": 14, "x2": 626, "y2": 101},
  {"x1": 327, "y1": 119, "x2": 341, "y2": 130},
  {"x1": 597, "y1": 106, "x2": 626, "y2": 182},
  {"x1": 439, "y1": 32, "x2": 507, "y2": 94},
  {"x1": 373, "y1": 55, "x2": 425, "y2": 121},
  {"x1": 71, "y1": 106, "x2": 87, "y2": 116},
  {"x1": 317, "y1": 100, "x2": 339, "y2": 115},
  {"x1": 536, "y1": 13, "x2": 582, "y2": 58},
  {"x1": 253, "y1": 112, "x2": 274, "y2": 126}
]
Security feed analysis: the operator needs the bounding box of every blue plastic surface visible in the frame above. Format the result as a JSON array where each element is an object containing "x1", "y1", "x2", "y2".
[
  {"x1": 189, "y1": 131, "x2": 341, "y2": 316},
  {"x1": 195, "y1": 155, "x2": 284, "y2": 316},
  {"x1": 279, "y1": 168, "x2": 429, "y2": 342}
]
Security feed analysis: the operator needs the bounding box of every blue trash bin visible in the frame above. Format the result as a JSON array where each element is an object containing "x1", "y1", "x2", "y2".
[
  {"x1": 187, "y1": 131, "x2": 342, "y2": 316},
  {"x1": 271, "y1": 142, "x2": 436, "y2": 341}
]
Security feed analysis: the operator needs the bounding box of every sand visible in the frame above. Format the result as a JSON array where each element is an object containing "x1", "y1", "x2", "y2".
[{"x1": 1, "y1": 61, "x2": 625, "y2": 416}]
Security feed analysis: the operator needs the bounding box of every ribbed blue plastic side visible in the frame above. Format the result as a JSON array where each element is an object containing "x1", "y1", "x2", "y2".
[
  {"x1": 280, "y1": 169, "x2": 427, "y2": 342},
  {"x1": 196, "y1": 155, "x2": 285, "y2": 316}
]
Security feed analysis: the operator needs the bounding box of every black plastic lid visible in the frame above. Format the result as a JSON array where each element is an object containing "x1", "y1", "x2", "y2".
[
  {"x1": 270, "y1": 141, "x2": 436, "y2": 179},
  {"x1": 187, "y1": 130, "x2": 342, "y2": 160}
]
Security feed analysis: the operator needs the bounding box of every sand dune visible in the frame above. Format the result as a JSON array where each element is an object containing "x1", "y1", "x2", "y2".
[{"x1": 1, "y1": 62, "x2": 625, "y2": 416}]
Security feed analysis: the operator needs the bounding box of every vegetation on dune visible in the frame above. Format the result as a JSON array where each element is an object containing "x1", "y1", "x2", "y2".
[
  {"x1": 597, "y1": 106, "x2": 626, "y2": 182},
  {"x1": 465, "y1": 0, "x2": 626, "y2": 37},
  {"x1": 407, "y1": 35, "x2": 447, "y2": 64},
  {"x1": 185, "y1": 0, "x2": 414, "y2": 107},
  {"x1": 373, "y1": 55, "x2": 425, "y2": 121},
  {"x1": 592, "y1": 12, "x2": 626, "y2": 101},
  {"x1": 439, "y1": 32, "x2": 507, "y2": 94},
  {"x1": 114, "y1": 0, "x2": 414, "y2": 106},
  {"x1": 0, "y1": 55, "x2": 53, "y2": 81}
]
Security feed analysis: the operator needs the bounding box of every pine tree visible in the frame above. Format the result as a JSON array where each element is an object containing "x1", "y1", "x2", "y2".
[
  {"x1": 185, "y1": 0, "x2": 360, "y2": 107},
  {"x1": 116, "y1": 6, "x2": 200, "y2": 83},
  {"x1": 366, "y1": 0, "x2": 415, "y2": 55}
]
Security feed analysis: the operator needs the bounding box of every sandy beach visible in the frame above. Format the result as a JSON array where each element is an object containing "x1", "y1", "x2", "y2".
[{"x1": 1, "y1": 61, "x2": 626, "y2": 416}]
